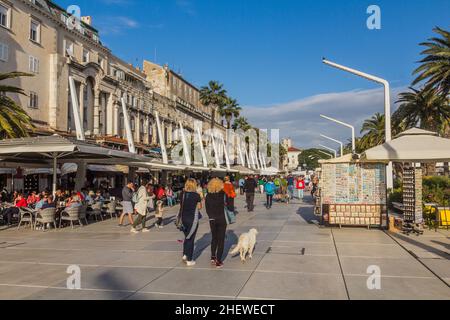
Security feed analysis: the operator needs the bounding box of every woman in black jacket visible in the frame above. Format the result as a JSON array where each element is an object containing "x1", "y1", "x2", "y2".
[{"x1": 205, "y1": 178, "x2": 227, "y2": 269}]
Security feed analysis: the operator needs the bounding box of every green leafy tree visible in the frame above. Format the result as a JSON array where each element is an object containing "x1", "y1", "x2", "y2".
[
  {"x1": 0, "y1": 72, "x2": 34, "y2": 138},
  {"x1": 413, "y1": 27, "x2": 450, "y2": 97},
  {"x1": 298, "y1": 148, "x2": 334, "y2": 170}
]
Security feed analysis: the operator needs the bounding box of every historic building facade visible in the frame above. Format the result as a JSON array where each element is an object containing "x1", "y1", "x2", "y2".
[{"x1": 0, "y1": 0, "x2": 224, "y2": 156}]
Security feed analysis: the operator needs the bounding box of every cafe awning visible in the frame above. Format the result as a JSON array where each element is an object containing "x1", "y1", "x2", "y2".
[{"x1": 362, "y1": 128, "x2": 450, "y2": 163}]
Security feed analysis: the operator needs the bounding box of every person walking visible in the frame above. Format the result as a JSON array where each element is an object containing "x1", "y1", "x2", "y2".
[
  {"x1": 238, "y1": 177, "x2": 246, "y2": 195},
  {"x1": 243, "y1": 175, "x2": 257, "y2": 212},
  {"x1": 223, "y1": 176, "x2": 236, "y2": 214},
  {"x1": 205, "y1": 178, "x2": 227, "y2": 269},
  {"x1": 258, "y1": 177, "x2": 265, "y2": 194},
  {"x1": 119, "y1": 181, "x2": 135, "y2": 227},
  {"x1": 296, "y1": 176, "x2": 306, "y2": 201},
  {"x1": 264, "y1": 178, "x2": 276, "y2": 209},
  {"x1": 165, "y1": 186, "x2": 175, "y2": 207},
  {"x1": 131, "y1": 181, "x2": 152, "y2": 234},
  {"x1": 179, "y1": 179, "x2": 202, "y2": 267},
  {"x1": 287, "y1": 175, "x2": 295, "y2": 199}
]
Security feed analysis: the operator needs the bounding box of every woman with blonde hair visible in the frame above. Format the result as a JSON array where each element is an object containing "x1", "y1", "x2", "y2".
[
  {"x1": 179, "y1": 178, "x2": 203, "y2": 266},
  {"x1": 205, "y1": 178, "x2": 227, "y2": 268}
]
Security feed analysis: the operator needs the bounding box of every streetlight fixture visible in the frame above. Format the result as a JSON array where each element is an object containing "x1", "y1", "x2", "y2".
[
  {"x1": 321, "y1": 134, "x2": 344, "y2": 157},
  {"x1": 316, "y1": 150, "x2": 333, "y2": 159},
  {"x1": 322, "y1": 58, "x2": 393, "y2": 189},
  {"x1": 320, "y1": 115, "x2": 355, "y2": 154},
  {"x1": 319, "y1": 144, "x2": 337, "y2": 158}
]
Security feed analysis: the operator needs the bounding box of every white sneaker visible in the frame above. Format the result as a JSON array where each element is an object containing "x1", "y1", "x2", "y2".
[
  {"x1": 186, "y1": 261, "x2": 196, "y2": 267},
  {"x1": 142, "y1": 228, "x2": 150, "y2": 233},
  {"x1": 182, "y1": 255, "x2": 188, "y2": 262},
  {"x1": 130, "y1": 228, "x2": 139, "y2": 234},
  {"x1": 158, "y1": 225, "x2": 164, "y2": 229}
]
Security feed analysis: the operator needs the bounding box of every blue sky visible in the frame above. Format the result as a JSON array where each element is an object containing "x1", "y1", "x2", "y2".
[{"x1": 56, "y1": 0, "x2": 449, "y2": 148}]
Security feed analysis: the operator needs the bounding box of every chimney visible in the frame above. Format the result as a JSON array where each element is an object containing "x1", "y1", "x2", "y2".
[{"x1": 81, "y1": 16, "x2": 92, "y2": 26}]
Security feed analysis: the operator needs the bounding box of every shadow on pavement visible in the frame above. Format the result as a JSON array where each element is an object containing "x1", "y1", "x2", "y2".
[
  {"x1": 390, "y1": 232, "x2": 450, "y2": 260},
  {"x1": 223, "y1": 230, "x2": 239, "y2": 261}
]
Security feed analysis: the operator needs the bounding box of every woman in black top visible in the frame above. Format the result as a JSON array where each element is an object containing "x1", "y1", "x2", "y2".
[
  {"x1": 179, "y1": 178, "x2": 202, "y2": 267},
  {"x1": 205, "y1": 178, "x2": 227, "y2": 269}
]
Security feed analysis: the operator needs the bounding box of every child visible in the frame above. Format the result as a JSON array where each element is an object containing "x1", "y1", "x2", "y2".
[{"x1": 154, "y1": 200, "x2": 164, "y2": 229}]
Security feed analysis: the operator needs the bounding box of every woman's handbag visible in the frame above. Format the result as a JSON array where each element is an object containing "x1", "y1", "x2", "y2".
[
  {"x1": 175, "y1": 193, "x2": 186, "y2": 232},
  {"x1": 224, "y1": 195, "x2": 236, "y2": 225}
]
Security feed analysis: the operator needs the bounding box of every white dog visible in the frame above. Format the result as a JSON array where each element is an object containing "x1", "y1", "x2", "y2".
[{"x1": 230, "y1": 228, "x2": 259, "y2": 262}]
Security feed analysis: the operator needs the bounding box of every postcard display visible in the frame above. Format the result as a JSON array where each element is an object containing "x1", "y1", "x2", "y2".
[
  {"x1": 402, "y1": 166, "x2": 423, "y2": 224},
  {"x1": 321, "y1": 163, "x2": 387, "y2": 228}
]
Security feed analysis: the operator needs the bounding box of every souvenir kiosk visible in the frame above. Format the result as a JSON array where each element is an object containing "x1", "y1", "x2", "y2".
[
  {"x1": 319, "y1": 154, "x2": 388, "y2": 229},
  {"x1": 363, "y1": 128, "x2": 450, "y2": 234}
]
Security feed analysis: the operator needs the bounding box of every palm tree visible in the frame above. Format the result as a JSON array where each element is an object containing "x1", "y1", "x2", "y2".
[
  {"x1": 413, "y1": 27, "x2": 450, "y2": 97},
  {"x1": 200, "y1": 81, "x2": 227, "y2": 128},
  {"x1": 232, "y1": 116, "x2": 251, "y2": 131},
  {"x1": 359, "y1": 113, "x2": 386, "y2": 151},
  {"x1": 0, "y1": 72, "x2": 34, "y2": 138},
  {"x1": 219, "y1": 97, "x2": 242, "y2": 129},
  {"x1": 394, "y1": 87, "x2": 450, "y2": 134}
]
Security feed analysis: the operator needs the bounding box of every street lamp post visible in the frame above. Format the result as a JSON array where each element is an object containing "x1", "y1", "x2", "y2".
[
  {"x1": 321, "y1": 134, "x2": 344, "y2": 157},
  {"x1": 320, "y1": 115, "x2": 355, "y2": 154},
  {"x1": 322, "y1": 58, "x2": 393, "y2": 189},
  {"x1": 319, "y1": 145, "x2": 337, "y2": 158},
  {"x1": 316, "y1": 150, "x2": 334, "y2": 159}
]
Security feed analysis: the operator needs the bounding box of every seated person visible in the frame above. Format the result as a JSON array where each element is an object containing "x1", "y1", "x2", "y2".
[
  {"x1": 41, "y1": 195, "x2": 56, "y2": 210},
  {"x1": 2, "y1": 193, "x2": 27, "y2": 226},
  {"x1": 66, "y1": 193, "x2": 82, "y2": 209},
  {"x1": 27, "y1": 191, "x2": 39, "y2": 206},
  {"x1": 94, "y1": 191, "x2": 105, "y2": 203},
  {"x1": 85, "y1": 191, "x2": 95, "y2": 205},
  {"x1": 35, "y1": 194, "x2": 47, "y2": 210}
]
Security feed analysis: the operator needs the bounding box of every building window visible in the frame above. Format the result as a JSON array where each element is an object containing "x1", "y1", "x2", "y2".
[
  {"x1": 82, "y1": 49, "x2": 89, "y2": 63},
  {"x1": 29, "y1": 91, "x2": 38, "y2": 109},
  {"x1": 148, "y1": 122, "x2": 153, "y2": 143},
  {"x1": 29, "y1": 56, "x2": 39, "y2": 73},
  {"x1": 131, "y1": 116, "x2": 135, "y2": 132},
  {"x1": 98, "y1": 56, "x2": 104, "y2": 69},
  {"x1": 0, "y1": 42, "x2": 8, "y2": 62},
  {"x1": 0, "y1": 4, "x2": 10, "y2": 29},
  {"x1": 30, "y1": 19, "x2": 41, "y2": 43},
  {"x1": 64, "y1": 39, "x2": 74, "y2": 57}
]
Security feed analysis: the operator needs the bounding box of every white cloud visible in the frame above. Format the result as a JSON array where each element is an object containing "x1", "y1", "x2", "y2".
[
  {"x1": 95, "y1": 16, "x2": 139, "y2": 35},
  {"x1": 241, "y1": 87, "x2": 406, "y2": 149},
  {"x1": 175, "y1": 0, "x2": 197, "y2": 16}
]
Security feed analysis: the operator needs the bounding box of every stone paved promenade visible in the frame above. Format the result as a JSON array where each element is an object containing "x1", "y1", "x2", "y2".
[{"x1": 0, "y1": 194, "x2": 449, "y2": 300}]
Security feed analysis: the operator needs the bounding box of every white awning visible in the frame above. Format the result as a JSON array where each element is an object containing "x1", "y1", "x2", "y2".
[{"x1": 363, "y1": 128, "x2": 450, "y2": 163}]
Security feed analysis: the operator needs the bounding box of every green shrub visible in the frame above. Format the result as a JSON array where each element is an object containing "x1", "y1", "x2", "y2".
[{"x1": 423, "y1": 176, "x2": 450, "y2": 206}]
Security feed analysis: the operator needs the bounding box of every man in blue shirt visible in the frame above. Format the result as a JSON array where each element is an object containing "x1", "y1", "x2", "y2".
[
  {"x1": 287, "y1": 175, "x2": 295, "y2": 200},
  {"x1": 239, "y1": 177, "x2": 246, "y2": 195}
]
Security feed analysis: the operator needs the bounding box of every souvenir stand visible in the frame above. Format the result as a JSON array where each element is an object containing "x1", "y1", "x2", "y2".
[
  {"x1": 363, "y1": 128, "x2": 450, "y2": 235},
  {"x1": 319, "y1": 154, "x2": 388, "y2": 229}
]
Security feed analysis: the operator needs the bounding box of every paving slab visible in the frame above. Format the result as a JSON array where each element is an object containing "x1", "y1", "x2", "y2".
[
  {"x1": 53, "y1": 266, "x2": 170, "y2": 292},
  {"x1": 345, "y1": 275, "x2": 450, "y2": 300},
  {"x1": 340, "y1": 256, "x2": 434, "y2": 278},
  {"x1": 256, "y1": 254, "x2": 342, "y2": 275},
  {"x1": 238, "y1": 272, "x2": 348, "y2": 300},
  {"x1": 336, "y1": 243, "x2": 411, "y2": 259},
  {"x1": 139, "y1": 269, "x2": 252, "y2": 297}
]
